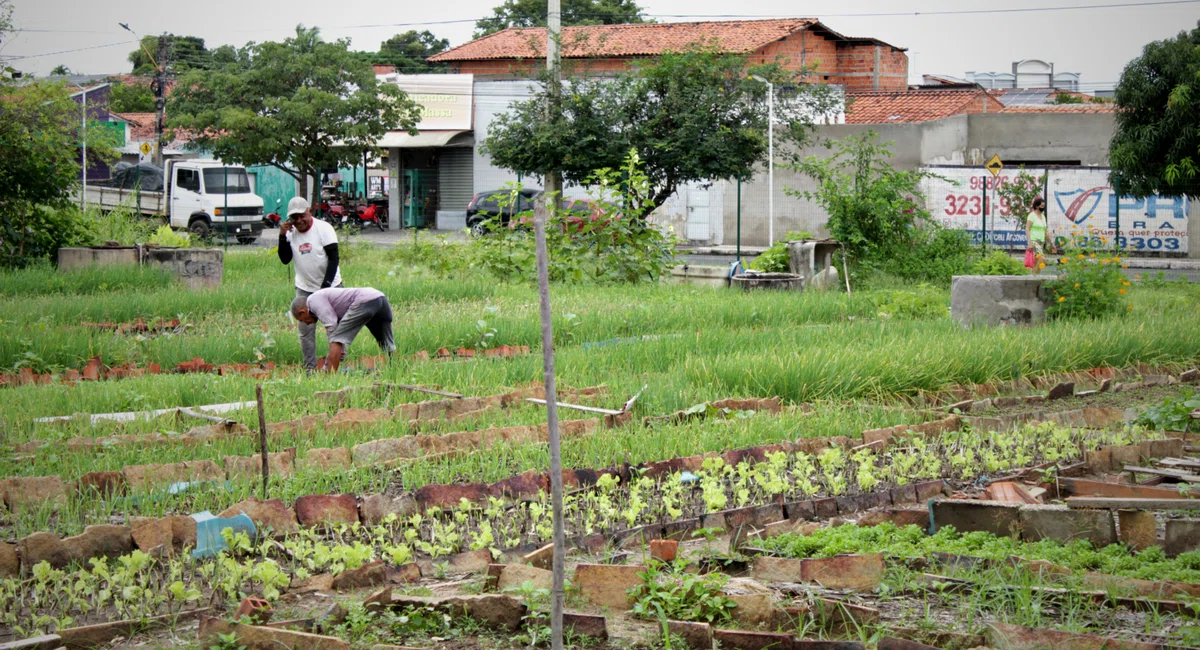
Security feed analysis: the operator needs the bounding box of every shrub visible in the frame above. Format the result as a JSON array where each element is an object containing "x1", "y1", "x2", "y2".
[
  {"x1": 748, "y1": 230, "x2": 813, "y2": 273},
  {"x1": 871, "y1": 227, "x2": 974, "y2": 285},
  {"x1": 870, "y1": 283, "x2": 947, "y2": 319},
  {"x1": 1044, "y1": 253, "x2": 1129, "y2": 319},
  {"x1": 149, "y1": 225, "x2": 190, "y2": 248},
  {"x1": 971, "y1": 250, "x2": 1027, "y2": 276}
]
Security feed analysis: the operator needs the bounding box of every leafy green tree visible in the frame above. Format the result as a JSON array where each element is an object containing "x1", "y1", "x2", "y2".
[
  {"x1": 483, "y1": 47, "x2": 839, "y2": 224},
  {"x1": 372, "y1": 30, "x2": 449, "y2": 72},
  {"x1": 128, "y1": 34, "x2": 210, "y2": 74},
  {"x1": 108, "y1": 80, "x2": 155, "y2": 112},
  {"x1": 50, "y1": 64, "x2": 71, "y2": 76},
  {"x1": 1109, "y1": 21, "x2": 1200, "y2": 196},
  {"x1": 168, "y1": 25, "x2": 421, "y2": 199},
  {"x1": 0, "y1": 79, "x2": 119, "y2": 266},
  {"x1": 785, "y1": 132, "x2": 940, "y2": 261},
  {"x1": 475, "y1": 0, "x2": 647, "y2": 38}
]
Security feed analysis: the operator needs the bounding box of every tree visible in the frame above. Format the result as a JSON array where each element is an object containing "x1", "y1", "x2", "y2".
[
  {"x1": 108, "y1": 80, "x2": 154, "y2": 112},
  {"x1": 50, "y1": 64, "x2": 71, "y2": 76},
  {"x1": 372, "y1": 30, "x2": 449, "y2": 72},
  {"x1": 1, "y1": 72, "x2": 120, "y2": 265},
  {"x1": 475, "y1": 0, "x2": 647, "y2": 38},
  {"x1": 168, "y1": 25, "x2": 421, "y2": 200},
  {"x1": 1109, "y1": 21, "x2": 1200, "y2": 196},
  {"x1": 785, "y1": 132, "x2": 938, "y2": 261},
  {"x1": 483, "y1": 47, "x2": 840, "y2": 224},
  {"x1": 128, "y1": 34, "x2": 211, "y2": 75}
]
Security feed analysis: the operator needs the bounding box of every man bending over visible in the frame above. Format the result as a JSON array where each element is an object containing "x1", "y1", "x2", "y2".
[{"x1": 290, "y1": 287, "x2": 395, "y2": 372}]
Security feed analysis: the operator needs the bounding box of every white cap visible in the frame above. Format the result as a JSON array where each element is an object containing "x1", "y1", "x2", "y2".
[{"x1": 286, "y1": 196, "x2": 310, "y2": 217}]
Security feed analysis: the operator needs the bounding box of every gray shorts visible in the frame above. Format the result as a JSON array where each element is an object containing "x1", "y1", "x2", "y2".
[{"x1": 329, "y1": 296, "x2": 395, "y2": 353}]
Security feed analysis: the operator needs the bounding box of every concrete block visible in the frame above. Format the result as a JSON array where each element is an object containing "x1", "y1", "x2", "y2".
[
  {"x1": 950, "y1": 275, "x2": 1051, "y2": 327},
  {"x1": 1018, "y1": 505, "x2": 1116, "y2": 547},
  {"x1": 749, "y1": 556, "x2": 805, "y2": 582},
  {"x1": 496, "y1": 564, "x2": 552, "y2": 592},
  {"x1": 801, "y1": 554, "x2": 884, "y2": 591},
  {"x1": 573, "y1": 564, "x2": 645, "y2": 610},
  {"x1": 667, "y1": 620, "x2": 712, "y2": 649},
  {"x1": 932, "y1": 500, "x2": 1021, "y2": 537},
  {"x1": 1165, "y1": 519, "x2": 1200, "y2": 557},
  {"x1": 1118, "y1": 510, "x2": 1158, "y2": 551}
]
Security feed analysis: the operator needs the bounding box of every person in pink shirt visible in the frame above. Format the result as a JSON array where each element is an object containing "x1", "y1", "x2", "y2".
[{"x1": 290, "y1": 287, "x2": 394, "y2": 372}]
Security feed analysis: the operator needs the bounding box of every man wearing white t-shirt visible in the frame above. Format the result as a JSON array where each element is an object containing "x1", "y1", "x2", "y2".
[{"x1": 278, "y1": 197, "x2": 342, "y2": 370}]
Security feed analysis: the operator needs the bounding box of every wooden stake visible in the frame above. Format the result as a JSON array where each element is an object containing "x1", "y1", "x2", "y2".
[
  {"x1": 256, "y1": 384, "x2": 268, "y2": 499},
  {"x1": 534, "y1": 195, "x2": 565, "y2": 650}
]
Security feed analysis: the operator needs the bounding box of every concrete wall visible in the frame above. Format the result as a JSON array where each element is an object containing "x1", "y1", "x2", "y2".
[
  {"x1": 964, "y1": 112, "x2": 1115, "y2": 166},
  {"x1": 719, "y1": 118, "x2": 969, "y2": 246}
]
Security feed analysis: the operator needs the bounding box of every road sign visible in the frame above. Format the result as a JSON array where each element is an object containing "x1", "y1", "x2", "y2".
[
  {"x1": 985, "y1": 154, "x2": 1004, "y2": 178},
  {"x1": 139, "y1": 142, "x2": 152, "y2": 156}
]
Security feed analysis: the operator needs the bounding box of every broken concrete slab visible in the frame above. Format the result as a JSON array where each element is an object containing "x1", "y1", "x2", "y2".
[
  {"x1": 668, "y1": 620, "x2": 713, "y2": 650},
  {"x1": 358, "y1": 493, "x2": 418, "y2": 525},
  {"x1": 496, "y1": 564, "x2": 552, "y2": 592},
  {"x1": 18, "y1": 532, "x2": 71, "y2": 570},
  {"x1": 0, "y1": 542, "x2": 17, "y2": 578},
  {"x1": 331, "y1": 560, "x2": 386, "y2": 590},
  {"x1": 219, "y1": 498, "x2": 299, "y2": 536},
  {"x1": 1, "y1": 475, "x2": 69, "y2": 512},
  {"x1": 61, "y1": 525, "x2": 133, "y2": 563},
  {"x1": 1117, "y1": 510, "x2": 1158, "y2": 551},
  {"x1": 749, "y1": 556, "x2": 805, "y2": 583},
  {"x1": 293, "y1": 494, "x2": 359, "y2": 527},
  {"x1": 199, "y1": 617, "x2": 350, "y2": 650},
  {"x1": 1165, "y1": 519, "x2": 1200, "y2": 557},
  {"x1": 574, "y1": 563, "x2": 645, "y2": 610},
  {"x1": 0, "y1": 635, "x2": 63, "y2": 650},
  {"x1": 1018, "y1": 505, "x2": 1116, "y2": 547},
  {"x1": 985, "y1": 621, "x2": 1158, "y2": 650},
  {"x1": 523, "y1": 543, "x2": 553, "y2": 570},
  {"x1": 801, "y1": 554, "x2": 884, "y2": 591},
  {"x1": 388, "y1": 594, "x2": 526, "y2": 631},
  {"x1": 562, "y1": 612, "x2": 607, "y2": 640},
  {"x1": 932, "y1": 500, "x2": 1022, "y2": 537}
]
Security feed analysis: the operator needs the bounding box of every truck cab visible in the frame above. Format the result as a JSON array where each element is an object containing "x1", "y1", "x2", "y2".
[{"x1": 169, "y1": 161, "x2": 264, "y2": 244}]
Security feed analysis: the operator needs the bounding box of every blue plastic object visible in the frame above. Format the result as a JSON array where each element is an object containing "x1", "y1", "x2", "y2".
[
  {"x1": 191, "y1": 510, "x2": 257, "y2": 559},
  {"x1": 679, "y1": 471, "x2": 699, "y2": 484}
]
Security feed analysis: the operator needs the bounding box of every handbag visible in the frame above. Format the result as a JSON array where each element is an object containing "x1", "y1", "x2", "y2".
[{"x1": 1024, "y1": 249, "x2": 1036, "y2": 269}]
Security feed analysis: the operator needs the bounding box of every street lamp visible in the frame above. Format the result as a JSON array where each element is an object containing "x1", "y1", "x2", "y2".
[
  {"x1": 750, "y1": 75, "x2": 775, "y2": 247},
  {"x1": 71, "y1": 83, "x2": 87, "y2": 214}
]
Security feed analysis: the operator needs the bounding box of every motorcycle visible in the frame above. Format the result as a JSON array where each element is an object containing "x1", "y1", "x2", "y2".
[
  {"x1": 263, "y1": 199, "x2": 283, "y2": 229},
  {"x1": 335, "y1": 202, "x2": 386, "y2": 232}
]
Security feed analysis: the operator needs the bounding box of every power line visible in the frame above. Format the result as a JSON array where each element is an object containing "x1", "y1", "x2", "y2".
[{"x1": 0, "y1": 40, "x2": 134, "y2": 60}]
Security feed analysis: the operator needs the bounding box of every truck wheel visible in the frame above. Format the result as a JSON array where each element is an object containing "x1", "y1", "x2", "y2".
[{"x1": 188, "y1": 219, "x2": 211, "y2": 240}]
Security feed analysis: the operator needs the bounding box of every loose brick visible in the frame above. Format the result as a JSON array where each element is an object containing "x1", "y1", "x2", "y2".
[
  {"x1": 801, "y1": 554, "x2": 884, "y2": 591},
  {"x1": 573, "y1": 564, "x2": 645, "y2": 610}
]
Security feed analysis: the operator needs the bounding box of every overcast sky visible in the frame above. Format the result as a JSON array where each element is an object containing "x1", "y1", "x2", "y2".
[{"x1": 2, "y1": 0, "x2": 1196, "y2": 89}]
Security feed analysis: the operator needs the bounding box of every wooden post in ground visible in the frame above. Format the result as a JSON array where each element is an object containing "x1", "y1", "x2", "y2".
[{"x1": 256, "y1": 384, "x2": 268, "y2": 499}]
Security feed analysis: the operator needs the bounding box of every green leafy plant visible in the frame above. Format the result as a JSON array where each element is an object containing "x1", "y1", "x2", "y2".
[
  {"x1": 1044, "y1": 252, "x2": 1129, "y2": 319},
  {"x1": 1135, "y1": 389, "x2": 1200, "y2": 433},
  {"x1": 971, "y1": 250, "x2": 1028, "y2": 276},
  {"x1": 629, "y1": 560, "x2": 737, "y2": 624},
  {"x1": 994, "y1": 168, "x2": 1047, "y2": 227},
  {"x1": 748, "y1": 230, "x2": 813, "y2": 273},
  {"x1": 870, "y1": 284, "x2": 947, "y2": 319},
  {"x1": 148, "y1": 225, "x2": 191, "y2": 248}
]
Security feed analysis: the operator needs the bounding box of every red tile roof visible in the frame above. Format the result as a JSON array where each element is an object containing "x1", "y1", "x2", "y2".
[
  {"x1": 999, "y1": 103, "x2": 1116, "y2": 114},
  {"x1": 431, "y1": 18, "x2": 823, "y2": 62},
  {"x1": 111, "y1": 112, "x2": 157, "y2": 140},
  {"x1": 845, "y1": 89, "x2": 1003, "y2": 124}
]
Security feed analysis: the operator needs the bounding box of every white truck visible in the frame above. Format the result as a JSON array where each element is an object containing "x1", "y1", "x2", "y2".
[{"x1": 83, "y1": 160, "x2": 265, "y2": 244}]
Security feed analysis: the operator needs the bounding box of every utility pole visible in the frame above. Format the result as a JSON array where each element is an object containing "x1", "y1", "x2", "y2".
[
  {"x1": 153, "y1": 34, "x2": 169, "y2": 168},
  {"x1": 539, "y1": 3, "x2": 565, "y2": 650}
]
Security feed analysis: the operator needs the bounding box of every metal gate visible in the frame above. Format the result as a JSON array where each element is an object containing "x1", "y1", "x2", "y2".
[{"x1": 438, "y1": 148, "x2": 475, "y2": 214}]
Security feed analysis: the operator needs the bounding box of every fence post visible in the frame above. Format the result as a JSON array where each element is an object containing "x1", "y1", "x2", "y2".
[
  {"x1": 736, "y1": 177, "x2": 742, "y2": 265},
  {"x1": 981, "y1": 176, "x2": 988, "y2": 252},
  {"x1": 1113, "y1": 174, "x2": 1121, "y2": 254}
]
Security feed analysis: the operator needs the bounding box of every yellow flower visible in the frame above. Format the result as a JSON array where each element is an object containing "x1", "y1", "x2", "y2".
[
  {"x1": 1039, "y1": 262, "x2": 1046, "y2": 269},
  {"x1": 1058, "y1": 296, "x2": 1066, "y2": 303},
  {"x1": 1120, "y1": 288, "x2": 1127, "y2": 295},
  {"x1": 1122, "y1": 264, "x2": 1128, "y2": 269},
  {"x1": 1074, "y1": 283, "x2": 1080, "y2": 288},
  {"x1": 1059, "y1": 258, "x2": 1068, "y2": 264},
  {"x1": 1128, "y1": 305, "x2": 1134, "y2": 311},
  {"x1": 1078, "y1": 254, "x2": 1085, "y2": 259},
  {"x1": 1095, "y1": 291, "x2": 1101, "y2": 296},
  {"x1": 1089, "y1": 253, "x2": 1097, "y2": 258},
  {"x1": 1122, "y1": 281, "x2": 1130, "y2": 286},
  {"x1": 1113, "y1": 256, "x2": 1121, "y2": 262}
]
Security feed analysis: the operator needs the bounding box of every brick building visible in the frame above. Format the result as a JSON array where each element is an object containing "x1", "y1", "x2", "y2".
[{"x1": 429, "y1": 18, "x2": 908, "y2": 92}]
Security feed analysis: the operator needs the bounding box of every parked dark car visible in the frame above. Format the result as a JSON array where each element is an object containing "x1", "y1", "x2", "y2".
[{"x1": 466, "y1": 188, "x2": 610, "y2": 236}]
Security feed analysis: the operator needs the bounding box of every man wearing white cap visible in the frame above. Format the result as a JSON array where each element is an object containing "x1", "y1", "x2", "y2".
[{"x1": 278, "y1": 197, "x2": 342, "y2": 371}]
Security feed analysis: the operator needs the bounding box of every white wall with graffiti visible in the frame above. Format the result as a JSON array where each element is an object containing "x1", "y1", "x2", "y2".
[{"x1": 919, "y1": 166, "x2": 1190, "y2": 254}]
